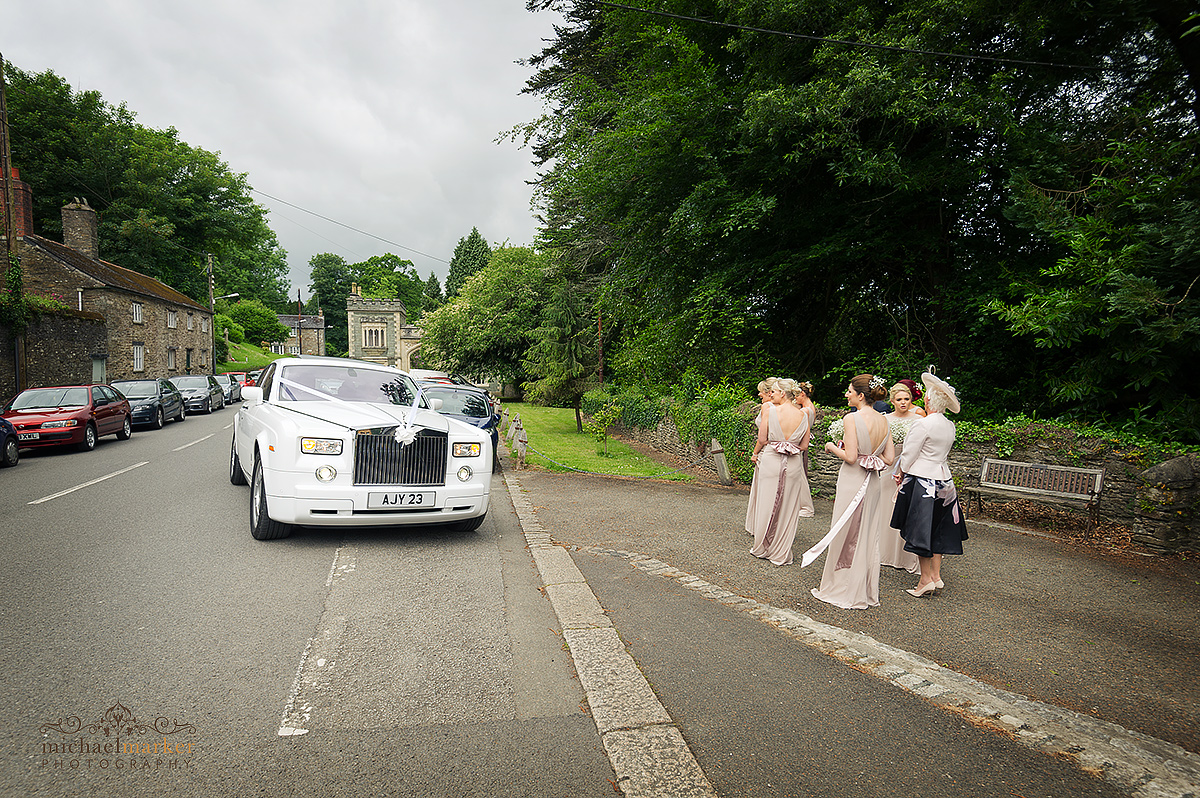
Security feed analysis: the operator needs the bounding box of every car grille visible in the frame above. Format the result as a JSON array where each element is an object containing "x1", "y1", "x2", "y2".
[{"x1": 353, "y1": 427, "x2": 447, "y2": 486}]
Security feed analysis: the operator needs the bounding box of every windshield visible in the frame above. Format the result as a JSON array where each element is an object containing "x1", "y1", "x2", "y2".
[
  {"x1": 172, "y1": 377, "x2": 210, "y2": 390},
  {"x1": 214, "y1": 376, "x2": 232, "y2": 386},
  {"x1": 10, "y1": 387, "x2": 89, "y2": 410},
  {"x1": 424, "y1": 390, "x2": 490, "y2": 418},
  {"x1": 275, "y1": 364, "x2": 423, "y2": 406},
  {"x1": 113, "y1": 381, "x2": 157, "y2": 399}
]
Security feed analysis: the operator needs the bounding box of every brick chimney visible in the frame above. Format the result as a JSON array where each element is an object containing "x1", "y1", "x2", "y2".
[
  {"x1": 62, "y1": 197, "x2": 99, "y2": 259},
  {"x1": 0, "y1": 167, "x2": 34, "y2": 237}
]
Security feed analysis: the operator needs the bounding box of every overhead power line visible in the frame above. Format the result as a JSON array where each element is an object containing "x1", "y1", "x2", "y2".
[
  {"x1": 594, "y1": 1, "x2": 1101, "y2": 72},
  {"x1": 251, "y1": 188, "x2": 449, "y2": 264}
]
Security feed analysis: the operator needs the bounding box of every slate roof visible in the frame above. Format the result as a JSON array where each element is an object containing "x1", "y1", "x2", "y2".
[
  {"x1": 277, "y1": 314, "x2": 326, "y2": 329},
  {"x1": 23, "y1": 233, "x2": 208, "y2": 312}
]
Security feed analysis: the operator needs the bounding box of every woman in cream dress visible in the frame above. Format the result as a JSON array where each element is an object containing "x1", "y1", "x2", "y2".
[{"x1": 880, "y1": 382, "x2": 922, "y2": 574}]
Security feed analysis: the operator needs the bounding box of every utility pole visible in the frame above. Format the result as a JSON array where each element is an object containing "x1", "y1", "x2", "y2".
[
  {"x1": 1, "y1": 53, "x2": 17, "y2": 261},
  {"x1": 208, "y1": 253, "x2": 216, "y2": 374}
]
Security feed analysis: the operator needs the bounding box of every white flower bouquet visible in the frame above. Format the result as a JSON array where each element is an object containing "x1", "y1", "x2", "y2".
[{"x1": 826, "y1": 417, "x2": 845, "y2": 442}]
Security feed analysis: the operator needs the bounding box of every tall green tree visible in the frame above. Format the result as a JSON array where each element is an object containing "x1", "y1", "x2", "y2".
[
  {"x1": 225, "y1": 299, "x2": 291, "y2": 345},
  {"x1": 420, "y1": 246, "x2": 552, "y2": 382},
  {"x1": 308, "y1": 253, "x2": 353, "y2": 354},
  {"x1": 444, "y1": 227, "x2": 492, "y2": 299},
  {"x1": 6, "y1": 65, "x2": 289, "y2": 306},
  {"x1": 522, "y1": 277, "x2": 596, "y2": 432},
  {"x1": 422, "y1": 272, "x2": 445, "y2": 318}
]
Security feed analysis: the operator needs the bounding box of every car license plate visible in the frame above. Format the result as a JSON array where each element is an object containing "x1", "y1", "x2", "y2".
[
  {"x1": 367, "y1": 491, "x2": 435, "y2": 509},
  {"x1": 18, "y1": 432, "x2": 39, "y2": 441}
]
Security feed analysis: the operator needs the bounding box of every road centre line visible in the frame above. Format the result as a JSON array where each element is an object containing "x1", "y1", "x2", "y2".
[
  {"x1": 28, "y1": 461, "x2": 151, "y2": 505},
  {"x1": 173, "y1": 433, "x2": 215, "y2": 451}
]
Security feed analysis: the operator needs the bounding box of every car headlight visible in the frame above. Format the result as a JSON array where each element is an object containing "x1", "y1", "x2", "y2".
[
  {"x1": 301, "y1": 437, "x2": 343, "y2": 455},
  {"x1": 41, "y1": 419, "x2": 79, "y2": 428},
  {"x1": 453, "y1": 442, "x2": 481, "y2": 457}
]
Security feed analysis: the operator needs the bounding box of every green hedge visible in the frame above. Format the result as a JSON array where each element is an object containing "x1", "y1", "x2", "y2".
[{"x1": 581, "y1": 386, "x2": 668, "y2": 430}]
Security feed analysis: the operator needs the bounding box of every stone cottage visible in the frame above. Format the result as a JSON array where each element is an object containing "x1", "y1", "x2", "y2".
[
  {"x1": 270, "y1": 310, "x2": 327, "y2": 356},
  {"x1": 12, "y1": 187, "x2": 212, "y2": 382}
]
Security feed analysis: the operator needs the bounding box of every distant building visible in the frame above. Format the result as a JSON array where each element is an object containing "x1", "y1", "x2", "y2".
[
  {"x1": 345, "y1": 283, "x2": 422, "y2": 371},
  {"x1": 4, "y1": 172, "x2": 211, "y2": 384},
  {"x1": 271, "y1": 311, "x2": 327, "y2": 356}
]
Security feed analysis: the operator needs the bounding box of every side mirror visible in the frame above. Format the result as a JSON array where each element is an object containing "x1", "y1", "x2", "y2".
[
  {"x1": 241, "y1": 386, "x2": 264, "y2": 406},
  {"x1": 428, "y1": 397, "x2": 443, "y2": 411}
]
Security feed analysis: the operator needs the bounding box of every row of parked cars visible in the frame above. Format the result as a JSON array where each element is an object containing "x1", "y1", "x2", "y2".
[{"x1": 0, "y1": 370, "x2": 261, "y2": 468}]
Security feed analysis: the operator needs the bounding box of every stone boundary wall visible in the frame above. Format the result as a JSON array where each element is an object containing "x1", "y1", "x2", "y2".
[
  {"x1": 0, "y1": 310, "x2": 107, "y2": 400},
  {"x1": 609, "y1": 408, "x2": 1198, "y2": 554}
]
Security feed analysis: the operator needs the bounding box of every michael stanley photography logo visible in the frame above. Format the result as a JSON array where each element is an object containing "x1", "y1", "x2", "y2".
[{"x1": 39, "y1": 701, "x2": 197, "y2": 772}]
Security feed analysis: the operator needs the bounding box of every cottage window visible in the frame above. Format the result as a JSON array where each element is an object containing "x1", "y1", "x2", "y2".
[
  {"x1": 201, "y1": 316, "x2": 209, "y2": 333},
  {"x1": 187, "y1": 313, "x2": 194, "y2": 331},
  {"x1": 167, "y1": 310, "x2": 177, "y2": 329},
  {"x1": 133, "y1": 343, "x2": 145, "y2": 372},
  {"x1": 363, "y1": 325, "x2": 385, "y2": 349},
  {"x1": 186, "y1": 349, "x2": 193, "y2": 371},
  {"x1": 132, "y1": 302, "x2": 143, "y2": 324},
  {"x1": 289, "y1": 345, "x2": 301, "y2": 355},
  {"x1": 167, "y1": 349, "x2": 177, "y2": 370}
]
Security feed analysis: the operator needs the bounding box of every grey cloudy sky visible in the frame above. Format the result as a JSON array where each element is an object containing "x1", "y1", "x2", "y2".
[{"x1": 4, "y1": 0, "x2": 561, "y2": 298}]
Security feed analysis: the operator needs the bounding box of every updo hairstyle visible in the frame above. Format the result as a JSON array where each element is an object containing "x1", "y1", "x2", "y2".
[
  {"x1": 849, "y1": 374, "x2": 888, "y2": 404},
  {"x1": 756, "y1": 378, "x2": 778, "y2": 395},
  {"x1": 889, "y1": 382, "x2": 913, "y2": 403},
  {"x1": 797, "y1": 381, "x2": 814, "y2": 398},
  {"x1": 776, "y1": 378, "x2": 802, "y2": 402}
]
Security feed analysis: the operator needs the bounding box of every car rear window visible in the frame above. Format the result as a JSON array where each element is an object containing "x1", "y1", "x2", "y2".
[{"x1": 425, "y1": 390, "x2": 490, "y2": 418}]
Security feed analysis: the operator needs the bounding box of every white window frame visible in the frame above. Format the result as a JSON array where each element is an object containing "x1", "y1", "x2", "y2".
[
  {"x1": 363, "y1": 325, "x2": 385, "y2": 349},
  {"x1": 187, "y1": 313, "x2": 194, "y2": 331},
  {"x1": 201, "y1": 316, "x2": 209, "y2": 333},
  {"x1": 167, "y1": 309, "x2": 177, "y2": 329},
  {"x1": 132, "y1": 302, "x2": 143, "y2": 324},
  {"x1": 167, "y1": 348, "x2": 177, "y2": 370},
  {"x1": 132, "y1": 343, "x2": 145, "y2": 372}
]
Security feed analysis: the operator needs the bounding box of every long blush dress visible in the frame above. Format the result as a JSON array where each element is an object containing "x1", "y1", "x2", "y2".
[
  {"x1": 807, "y1": 413, "x2": 890, "y2": 609},
  {"x1": 879, "y1": 417, "x2": 920, "y2": 574},
  {"x1": 745, "y1": 404, "x2": 811, "y2": 566}
]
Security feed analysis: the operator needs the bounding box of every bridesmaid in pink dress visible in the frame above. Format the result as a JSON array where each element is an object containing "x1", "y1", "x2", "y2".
[{"x1": 745, "y1": 382, "x2": 812, "y2": 565}]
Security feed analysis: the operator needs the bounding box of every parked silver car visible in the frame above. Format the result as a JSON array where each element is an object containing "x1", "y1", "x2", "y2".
[{"x1": 170, "y1": 375, "x2": 225, "y2": 413}]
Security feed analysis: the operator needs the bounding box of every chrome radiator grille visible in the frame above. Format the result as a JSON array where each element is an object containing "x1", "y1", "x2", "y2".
[{"x1": 353, "y1": 427, "x2": 447, "y2": 486}]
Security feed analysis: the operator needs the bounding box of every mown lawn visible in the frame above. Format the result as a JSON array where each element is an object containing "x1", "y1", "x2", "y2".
[{"x1": 501, "y1": 402, "x2": 693, "y2": 481}]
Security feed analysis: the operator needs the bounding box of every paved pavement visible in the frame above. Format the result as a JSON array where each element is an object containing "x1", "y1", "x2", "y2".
[{"x1": 496, "y1": 449, "x2": 1200, "y2": 797}]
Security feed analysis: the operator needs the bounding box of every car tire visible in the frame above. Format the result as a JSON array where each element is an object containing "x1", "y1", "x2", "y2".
[
  {"x1": 453, "y1": 513, "x2": 487, "y2": 533},
  {"x1": 116, "y1": 415, "x2": 132, "y2": 440},
  {"x1": 176, "y1": 405, "x2": 187, "y2": 422},
  {"x1": 251, "y1": 456, "x2": 292, "y2": 540},
  {"x1": 77, "y1": 423, "x2": 97, "y2": 452},
  {"x1": 206, "y1": 397, "x2": 214, "y2": 414},
  {"x1": 229, "y1": 437, "x2": 248, "y2": 485},
  {"x1": 1, "y1": 436, "x2": 18, "y2": 467},
  {"x1": 152, "y1": 407, "x2": 165, "y2": 430}
]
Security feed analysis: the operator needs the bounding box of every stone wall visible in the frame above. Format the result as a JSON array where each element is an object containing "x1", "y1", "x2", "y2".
[
  {"x1": 609, "y1": 408, "x2": 1198, "y2": 554},
  {"x1": 0, "y1": 310, "x2": 108, "y2": 399}
]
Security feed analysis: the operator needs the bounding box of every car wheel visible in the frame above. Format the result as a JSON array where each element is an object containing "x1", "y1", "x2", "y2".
[
  {"x1": 152, "y1": 406, "x2": 165, "y2": 430},
  {"x1": 229, "y1": 437, "x2": 248, "y2": 486},
  {"x1": 176, "y1": 405, "x2": 187, "y2": 422},
  {"x1": 116, "y1": 415, "x2": 132, "y2": 440},
  {"x1": 77, "y1": 423, "x2": 97, "y2": 452},
  {"x1": 251, "y1": 456, "x2": 292, "y2": 540},
  {"x1": 453, "y1": 513, "x2": 487, "y2": 533},
  {"x1": 1, "y1": 436, "x2": 18, "y2": 467},
  {"x1": 206, "y1": 397, "x2": 214, "y2": 414}
]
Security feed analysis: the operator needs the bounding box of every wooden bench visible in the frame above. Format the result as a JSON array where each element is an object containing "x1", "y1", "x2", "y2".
[{"x1": 968, "y1": 458, "x2": 1105, "y2": 523}]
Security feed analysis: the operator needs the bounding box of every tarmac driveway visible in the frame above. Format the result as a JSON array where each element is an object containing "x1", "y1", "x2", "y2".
[{"x1": 509, "y1": 463, "x2": 1200, "y2": 757}]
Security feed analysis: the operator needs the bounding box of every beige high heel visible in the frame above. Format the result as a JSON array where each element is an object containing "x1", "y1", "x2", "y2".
[{"x1": 906, "y1": 583, "x2": 937, "y2": 597}]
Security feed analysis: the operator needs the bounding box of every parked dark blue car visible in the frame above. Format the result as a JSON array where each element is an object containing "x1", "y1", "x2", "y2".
[
  {"x1": 418, "y1": 384, "x2": 500, "y2": 459},
  {"x1": 112, "y1": 378, "x2": 187, "y2": 429},
  {"x1": 0, "y1": 415, "x2": 19, "y2": 467}
]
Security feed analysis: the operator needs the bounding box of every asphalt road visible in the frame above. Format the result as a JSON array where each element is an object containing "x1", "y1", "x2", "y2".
[{"x1": 0, "y1": 407, "x2": 614, "y2": 797}]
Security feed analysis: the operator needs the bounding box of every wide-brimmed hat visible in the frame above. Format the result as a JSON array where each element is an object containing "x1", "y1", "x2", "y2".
[{"x1": 920, "y1": 371, "x2": 960, "y2": 413}]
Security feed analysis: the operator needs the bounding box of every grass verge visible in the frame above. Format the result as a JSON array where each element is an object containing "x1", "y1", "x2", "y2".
[{"x1": 502, "y1": 402, "x2": 693, "y2": 481}]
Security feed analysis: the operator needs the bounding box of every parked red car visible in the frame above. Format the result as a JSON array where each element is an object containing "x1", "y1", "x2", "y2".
[
  {"x1": 2, "y1": 384, "x2": 133, "y2": 452},
  {"x1": 223, "y1": 371, "x2": 254, "y2": 388}
]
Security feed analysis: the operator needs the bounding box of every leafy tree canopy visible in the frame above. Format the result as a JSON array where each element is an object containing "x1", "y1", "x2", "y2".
[
  {"x1": 224, "y1": 299, "x2": 291, "y2": 345},
  {"x1": 5, "y1": 65, "x2": 291, "y2": 308},
  {"x1": 444, "y1": 227, "x2": 492, "y2": 299},
  {"x1": 307, "y1": 252, "x2": 425, "y2": 356}
]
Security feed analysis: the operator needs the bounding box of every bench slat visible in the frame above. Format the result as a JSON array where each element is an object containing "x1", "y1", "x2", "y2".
[{"x1": 977, "y1": 458, "x2": 1103, "y2": 503}]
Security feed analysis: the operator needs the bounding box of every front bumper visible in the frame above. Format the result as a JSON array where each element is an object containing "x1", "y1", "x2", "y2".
[
  {"x1": 263, "y1": 468, "x2": 490, "y2": 526},
  {"x1": 130, "y1": 405, "x2": 159, "y2": 424},
  {"x1": 14, "y1": 427, "x2": 84, "y2": 448},
  {"x1": 183, "y1": 396, "x2": 211, "y2": 410}
]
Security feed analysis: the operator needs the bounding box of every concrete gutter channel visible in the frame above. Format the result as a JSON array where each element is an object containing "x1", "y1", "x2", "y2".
[{"x1": 501, "y1": 469, "x2": 1200, "y2": 798}]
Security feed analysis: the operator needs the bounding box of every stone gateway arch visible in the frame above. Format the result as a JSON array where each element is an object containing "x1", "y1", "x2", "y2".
[{"x1": 345, "y1": 285, "x2": 423, "y2": 372}]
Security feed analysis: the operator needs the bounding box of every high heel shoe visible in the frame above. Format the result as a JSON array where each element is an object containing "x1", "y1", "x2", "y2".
[
  {"x1": 906, "y1": 583, "x2": 937, "y2": 597},
  {"x1": 935, "y1": 580, "x2": 945, "y2": 591}
]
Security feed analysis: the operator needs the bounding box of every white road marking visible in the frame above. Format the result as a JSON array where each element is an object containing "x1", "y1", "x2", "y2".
[
  {"x1": 173, "y1": 433, "x2": 215, "y2": 451},
  {"x1": 28, "y1": 461, "x2": 151, "y2": 505}
]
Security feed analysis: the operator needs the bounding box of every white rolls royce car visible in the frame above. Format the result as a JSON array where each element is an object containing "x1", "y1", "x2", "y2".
[{"x1": 230, "y1": 356, "x2": 492, "y2": 540}]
